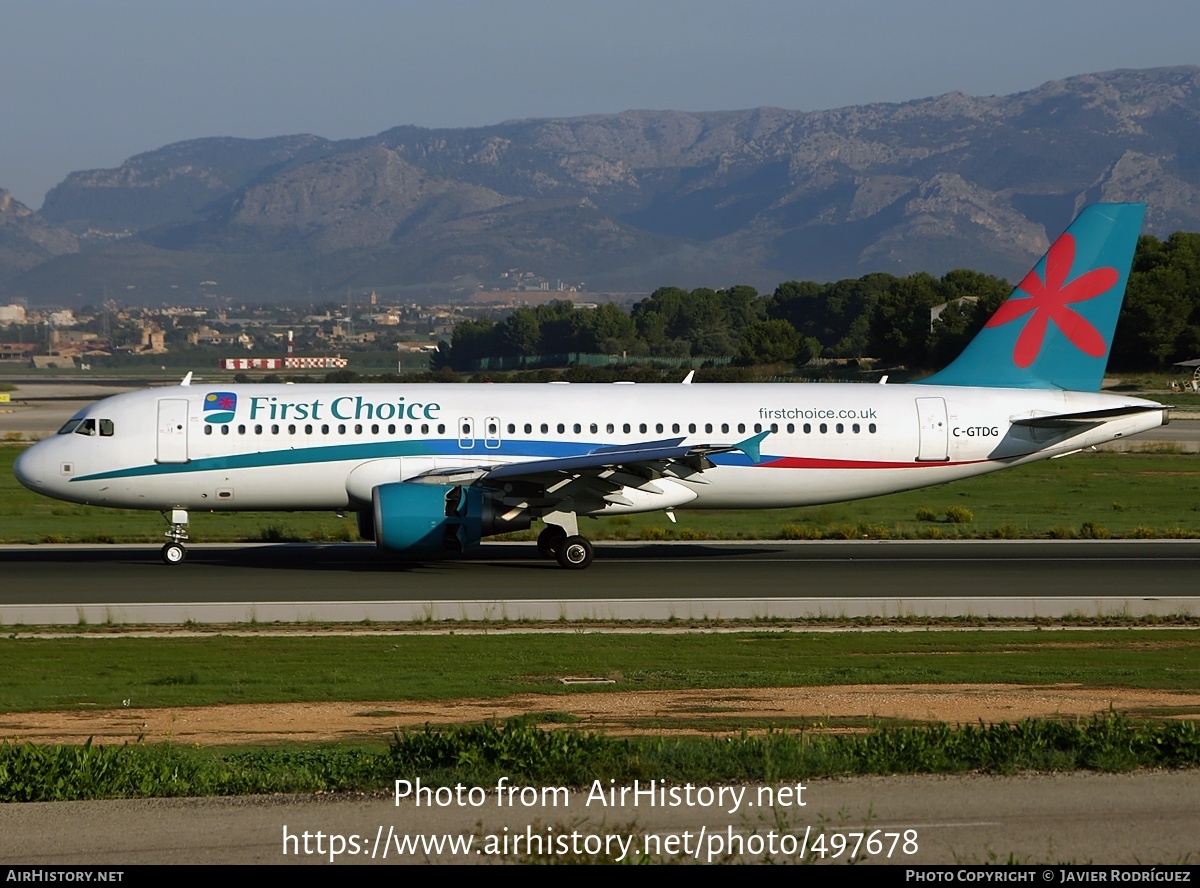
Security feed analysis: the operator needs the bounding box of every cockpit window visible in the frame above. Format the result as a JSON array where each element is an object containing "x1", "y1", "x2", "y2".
[
  {"x1": 99, "y1": 419, "x2": 114, "y2": 437},
  {"x1": 74, "y1": 419, "x2": 98, "y2": 436},
  {"x1": 57, "y1": 419, "x2": 83, "y2": 435}
]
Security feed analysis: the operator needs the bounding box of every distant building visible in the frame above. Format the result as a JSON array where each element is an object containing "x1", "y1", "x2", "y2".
[
  {"x1": 0, "y1": 342, "x2": 36, "y2": 361},
  {"x1": 219, "y1": 355, "x2": 348, "y2": 370}
]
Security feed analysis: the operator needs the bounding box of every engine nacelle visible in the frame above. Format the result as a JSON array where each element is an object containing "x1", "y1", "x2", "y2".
[{"x1": 372, "y1": 482, "x2": 530, "y2": 556}]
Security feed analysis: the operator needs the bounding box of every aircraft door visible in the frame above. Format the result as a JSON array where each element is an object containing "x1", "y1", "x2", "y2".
[
  {"x1": 156, "y1": 399, "x2": 190, "y2": 464},
  {"x1": 458, "y1": 417, "x2": 475, "y2": 450},
  {"x1": 915, "y1": 397, "x2": 949, "y2": 462},
  {"x1": 484, "y1": 416, "x2": 501, "y2": 450}
]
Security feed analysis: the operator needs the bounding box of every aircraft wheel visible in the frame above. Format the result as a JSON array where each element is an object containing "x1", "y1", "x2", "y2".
[
  {"x1": 555, "y1": 536, "x2": 593, "y2": 570},
  {"x1": 161, "y1": 542, "x2": 187, "y2": 565},
  {"x1": 537, "y1": 526, "x2": 567, "y2": 559}
]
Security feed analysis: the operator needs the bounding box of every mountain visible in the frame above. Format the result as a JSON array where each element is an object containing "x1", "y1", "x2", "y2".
[
  {"x1": 0, "y1": 190, "x2": 78, "y2": 282},
  {"x1": 9, "y1": 66, "x2": 1200, "y2": 304}
]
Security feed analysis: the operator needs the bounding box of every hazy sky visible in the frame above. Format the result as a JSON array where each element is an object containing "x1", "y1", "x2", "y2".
[{"x1": 3, "y1": 0, "x2": 1198, "y2": 208}]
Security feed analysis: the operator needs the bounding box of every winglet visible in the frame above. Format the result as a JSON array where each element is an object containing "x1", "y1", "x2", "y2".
[{"x1": 733, "y1": 430, "x2": 770, "y2": 463}]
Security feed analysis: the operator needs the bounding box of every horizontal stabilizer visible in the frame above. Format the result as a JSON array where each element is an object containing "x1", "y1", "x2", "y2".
[{"x1": 1011, "y1": 404, "x2": 1166, "y2": 429}]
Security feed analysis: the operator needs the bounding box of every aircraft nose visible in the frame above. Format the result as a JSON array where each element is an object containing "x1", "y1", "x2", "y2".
[{"x1": 13, "y1": 444, "x2": 46, "y2": 492}]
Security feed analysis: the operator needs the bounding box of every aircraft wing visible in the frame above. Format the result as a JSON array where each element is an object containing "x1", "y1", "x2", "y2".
[{"x1": 407, "y1": 432, "x2": 769, "y2": 495}]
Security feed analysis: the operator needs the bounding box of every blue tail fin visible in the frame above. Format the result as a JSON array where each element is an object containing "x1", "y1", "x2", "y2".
[{"x1": 921, "y1": 203, "x2": 1145, "y2": 391}]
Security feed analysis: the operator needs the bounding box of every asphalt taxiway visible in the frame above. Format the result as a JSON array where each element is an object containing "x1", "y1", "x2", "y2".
[{"x1": 1, "y1": 539, "x2": 1197, "y2": 624}]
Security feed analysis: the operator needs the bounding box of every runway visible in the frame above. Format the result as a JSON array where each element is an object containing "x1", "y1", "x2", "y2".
[{"x1": 2, "y1": 539, "x2": 1197, "y2": 624}]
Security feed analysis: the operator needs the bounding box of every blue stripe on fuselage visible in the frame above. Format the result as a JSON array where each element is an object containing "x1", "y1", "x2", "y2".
[{"x1": 71, "y1": 438, "x2": 766, "y2": 483}]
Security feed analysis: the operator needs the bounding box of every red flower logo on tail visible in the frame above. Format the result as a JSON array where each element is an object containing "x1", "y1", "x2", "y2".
[{"x1": 985, "y1": 233, "x2": 1118, "y2": 367}]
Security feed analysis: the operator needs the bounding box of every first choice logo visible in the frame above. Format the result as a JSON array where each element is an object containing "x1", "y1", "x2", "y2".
[
  {"x1": 247, "y1": 395, "x2": 442, "y2": 422},
  {"x1": 952, "y1": 426, "x2": 1000, "y2": 437}
]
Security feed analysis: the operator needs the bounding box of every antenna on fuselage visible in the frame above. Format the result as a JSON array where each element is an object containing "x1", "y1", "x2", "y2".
[
  {"x1": 681, "y1": 371, "x2": 695, "y2": 384},
  {"x1": 180, "y1": 371, "x2": 193, "y2": 386}
]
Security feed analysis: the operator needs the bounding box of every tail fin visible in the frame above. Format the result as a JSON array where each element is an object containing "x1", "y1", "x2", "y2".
[{"x1": 921, "y1": 202, "x2": 1145, "y2": 391}]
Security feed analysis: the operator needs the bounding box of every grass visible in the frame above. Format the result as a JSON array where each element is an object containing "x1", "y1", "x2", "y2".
[
  {"x1": 4, "y1": 446, "x2": 1200, "y2": 543},
  {"x1": 3, "y1": 714, "x2": 1199, "y2": 802},
  {"x1": 1, "y1": 630, "x2": 1199, "y2": 713}
]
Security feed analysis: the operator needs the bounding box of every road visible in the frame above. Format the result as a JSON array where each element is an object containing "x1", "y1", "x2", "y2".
[{"x1": 2, "y1": 771, "x2": 1198, "y2": 864}]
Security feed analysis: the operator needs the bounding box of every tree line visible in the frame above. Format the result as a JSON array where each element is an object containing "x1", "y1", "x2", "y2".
[{"x1": 437, "y1": 233, "x2": 1200, "y2": 373}]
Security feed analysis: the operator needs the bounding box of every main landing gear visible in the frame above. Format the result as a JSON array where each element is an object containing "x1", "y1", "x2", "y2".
[
  {"x1": 536, "y1": 514, "x2": 595, "y2": 570},
  {"x1": 161, "y1": 509, "x2": 189, "y2": 564}
]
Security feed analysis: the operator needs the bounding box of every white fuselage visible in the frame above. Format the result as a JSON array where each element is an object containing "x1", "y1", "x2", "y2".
[{"x1": 13, "y1": 382, "x2": 1167, "y2": 517}]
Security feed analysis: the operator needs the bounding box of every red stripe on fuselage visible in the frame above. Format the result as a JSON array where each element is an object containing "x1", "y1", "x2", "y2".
[{"x1": 759, "y1": 456, "x2": 988, "y2": 470}]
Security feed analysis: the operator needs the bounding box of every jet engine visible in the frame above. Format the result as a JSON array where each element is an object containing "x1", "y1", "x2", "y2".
[{"x1": 371, "y1": 482, "x2": 530, "y2": 556}]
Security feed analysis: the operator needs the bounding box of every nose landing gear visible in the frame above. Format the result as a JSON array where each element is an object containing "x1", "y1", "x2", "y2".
[{"x1": 161, "y1": 509, "x2": 189, "y2": 564}]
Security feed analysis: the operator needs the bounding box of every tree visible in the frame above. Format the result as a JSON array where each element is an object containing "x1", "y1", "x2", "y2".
[{"x1": 737, "y1": 319, "x2": 803, "y2": 365}]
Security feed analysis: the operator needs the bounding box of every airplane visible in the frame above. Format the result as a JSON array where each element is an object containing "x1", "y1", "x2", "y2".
[{"x1": 13, "y1": 203, "x2": 1169, "y2": 570}]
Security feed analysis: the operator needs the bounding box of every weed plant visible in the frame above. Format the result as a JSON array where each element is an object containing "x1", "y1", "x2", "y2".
[{"x1": 4, "y1": 714, "x2": 1197, "y2": 802}]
